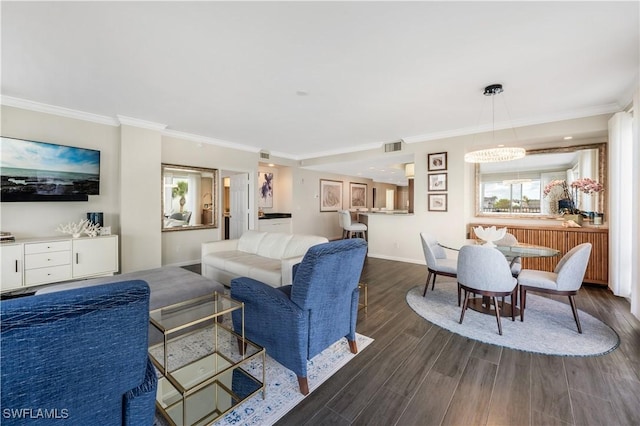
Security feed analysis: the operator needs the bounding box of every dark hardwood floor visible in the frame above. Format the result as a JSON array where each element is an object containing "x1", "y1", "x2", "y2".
[
  {"x1": 182, "y1": 258, "x2": 640, "y2": 425},
  {"x1": 272, "y1": 257, "x2": 640, "y2": 426}
]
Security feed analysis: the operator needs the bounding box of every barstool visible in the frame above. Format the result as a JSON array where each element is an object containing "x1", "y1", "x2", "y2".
[{"x1": 339, "y1": 210, "x2": 367, "y2": 240}]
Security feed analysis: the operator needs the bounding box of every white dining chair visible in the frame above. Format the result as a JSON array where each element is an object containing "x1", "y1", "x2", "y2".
[
  {"x1": 495, "y1": 232, "x2": 522, "y2": 277},
  {"x1": 419, "y1": 233, "x2": 459, "y2": 304},
  {"x1": 517, "y1": 243, "x2": 592, "y2": 333},
  {"x1": 457, "y1": 244, "x2": 518, "y2": 335}
]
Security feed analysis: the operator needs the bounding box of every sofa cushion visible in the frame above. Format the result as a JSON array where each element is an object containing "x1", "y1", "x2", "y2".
[
  {"x1": 283, "y1": 235, "x2": 329, "y2": 258},
  {"x1": 237, "y1": 230, "x2": 267, "y2": 254},
  {"x1": 256, "y1": 232, "x2": 293, "y2": 259}
]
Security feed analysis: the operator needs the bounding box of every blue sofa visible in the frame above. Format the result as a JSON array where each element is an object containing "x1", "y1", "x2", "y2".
[
  {"x1": 1, "y1": 280, "x2": 157, "y2": 426},
  {"x1": 231, "y1": 238, "x2": 368, "y2": 395}
]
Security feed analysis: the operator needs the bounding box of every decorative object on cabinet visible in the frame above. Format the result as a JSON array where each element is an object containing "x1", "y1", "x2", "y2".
[
  {"x1": 469, "y1": 223, "x2": 608, "y2": 285},
  {"x1": 428, "y1": 193, "x2": 447, "y2": 212},
  {"x1": 258, "y1": 172, "x2": 273, "y2": 208},
  {"x1": 319, "y1": 179, "x2": 343, "y2": 212},
  {"x1": 428, "y1": 173, "x2": 448, "y2": 191},
  {"x1": 56, "y1": 219, "x2": 90, "y2": 238},
  {"x1": 349, "y1": 182, "x2": 367, "y2": 209},
  {"x1": 427, "y1": 152, "x2": 447, "y2": 171},
  {"x1": 86, "y1": 212, "x2": 104, "y2": 227}
]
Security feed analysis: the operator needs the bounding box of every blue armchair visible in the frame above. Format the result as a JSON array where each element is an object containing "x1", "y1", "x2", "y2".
[
  {"x1": 231, "y1": 238, "x2": 367, "y2": 395},
  {"x1": 1, "y1": 280, "x2": 157, "y2": 426}
]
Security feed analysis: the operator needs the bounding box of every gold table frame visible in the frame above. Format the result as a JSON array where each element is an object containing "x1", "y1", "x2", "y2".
[{"x1": 149, "y1": 292, "x2": 265, "y2": 426}]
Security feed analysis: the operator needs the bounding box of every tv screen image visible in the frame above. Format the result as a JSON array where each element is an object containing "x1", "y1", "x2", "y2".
[{"x1": 1, "y1": 137, "x2": 100, "y2": 202}]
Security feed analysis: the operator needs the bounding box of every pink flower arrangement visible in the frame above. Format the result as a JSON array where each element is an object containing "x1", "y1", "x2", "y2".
[
  {"x1": 543, "y1": 179, "x2": 570, "y2": 198},
  {"x1": 570, "y1": 177, "x2": 604, "y2": 195}
]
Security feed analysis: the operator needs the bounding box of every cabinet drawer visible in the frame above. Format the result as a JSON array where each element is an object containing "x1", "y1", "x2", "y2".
[
  {"x1": 25, "y1": 251, "x2": 71, "y2": 269},
  {"x1": 25, "y1": 265, "x2": 72, "y2": 286},
  {"x1": 25, "y1": 240, "x2": 71, "y2": 255}
]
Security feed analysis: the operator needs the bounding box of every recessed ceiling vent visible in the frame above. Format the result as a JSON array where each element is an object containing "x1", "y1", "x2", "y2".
[
  {"x1": 259, "y1": 151, "x2": 270, "y2": 160},
  {"x1": 384, "y1": 141, "x2": 403, "y2": 153}
]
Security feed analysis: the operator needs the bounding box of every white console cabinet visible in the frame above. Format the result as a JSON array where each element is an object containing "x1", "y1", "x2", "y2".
[
  {"x1": 1, "y1": 243, "x2": 24, "y2": 291},
  {"x1": 258, "y1": 218, "x2": 292, "y2": 233},
  {"x1": 1, "y1": 235, "x2": 118, "y2": 292}
]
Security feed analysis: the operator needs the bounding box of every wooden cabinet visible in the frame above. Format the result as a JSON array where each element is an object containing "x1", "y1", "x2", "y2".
[
  {"x1": 1, "y1": 235, "x2": 119, "y2": 292},
  {"x1": 1, "y1": 243, "x2": 24, "y2": 291},
  {"x1": 469, "y1": 223, "x2": 608, "y2": 286}
]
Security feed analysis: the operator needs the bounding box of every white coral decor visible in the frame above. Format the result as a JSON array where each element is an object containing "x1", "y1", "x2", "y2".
[
  {"x1": 474, "y1": 226, "x2": 507, "y2": 248},
  {"x1": 56, "y1": 219, "x2": 92, "y2": 238}
]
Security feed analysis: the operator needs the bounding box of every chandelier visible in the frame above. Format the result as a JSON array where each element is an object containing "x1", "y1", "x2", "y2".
[{"x1": 464, "y1": 84, "x2": 526, "y2": 163}]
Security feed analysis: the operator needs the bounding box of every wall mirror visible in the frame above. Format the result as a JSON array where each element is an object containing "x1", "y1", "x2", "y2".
[
  {"x1": 475, "y1": 143, "x2": 606, "y2": 219},
  {"x1": 162, "y1": 163, "x2": 218, "y2": 231}
]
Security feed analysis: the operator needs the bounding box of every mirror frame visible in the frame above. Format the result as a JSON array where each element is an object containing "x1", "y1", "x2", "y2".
[
  {"x1": 474, "y1": 143, "x2": 607, "y2": 220},
  {"x1": 161, "y1": 163, "x2": 219, "y2": 232}
]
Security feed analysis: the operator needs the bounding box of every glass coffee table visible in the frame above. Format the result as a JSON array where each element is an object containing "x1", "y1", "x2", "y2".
[{"x1": 149, "y1": 292, "x2": 265, "y2": 426}]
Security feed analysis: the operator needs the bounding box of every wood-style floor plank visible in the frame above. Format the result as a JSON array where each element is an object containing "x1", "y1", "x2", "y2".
[{"x1": 181, "y1": 257, "x2": 640, "y2": 426}]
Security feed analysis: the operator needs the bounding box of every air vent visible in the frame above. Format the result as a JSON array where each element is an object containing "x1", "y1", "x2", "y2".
[
  {"x1": 384, "y1": 141, "x2": 402, "y2": 153},
  {"x1": 259, "y1": 151, "x2": 270, "y2": 160}
]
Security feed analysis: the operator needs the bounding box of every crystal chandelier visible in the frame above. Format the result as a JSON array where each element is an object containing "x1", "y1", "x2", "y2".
[{"x1": 464, "y1": 84, "x2": 526, "y2": 163}]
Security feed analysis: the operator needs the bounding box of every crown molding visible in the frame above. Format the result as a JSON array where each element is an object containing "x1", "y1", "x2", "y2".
[
  {"x1": 402, "y1": 103, "x2": 621, "y2": 144},
  {"x1": 116, "y1": 115, "x2": 167, "y2": 131},
  {"x1": 161, "y1": 128, "x2": 260, "y2": 154},
  {"x1": 1, "y1": 95, "x2": 120, "y2": 126}
]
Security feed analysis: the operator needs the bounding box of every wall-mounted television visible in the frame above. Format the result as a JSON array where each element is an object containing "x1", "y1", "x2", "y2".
[{"x1": 1, "y1": 137, "x2": 100, "y2": 202}]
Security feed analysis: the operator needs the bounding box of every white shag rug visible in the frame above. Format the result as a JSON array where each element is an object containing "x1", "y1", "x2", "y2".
[
  {"x1": 152, "y1": 327, "x2": 373, "y2": 426},
  {"x1": 406, "y1": 285, "x2": 619, "y2": 357}
]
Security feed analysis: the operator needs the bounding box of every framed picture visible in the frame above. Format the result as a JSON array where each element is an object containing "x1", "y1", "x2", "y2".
[
  {"x1": 258, "y1": 172, "x2": 273, "y2": 208},
  {"x1": 320, "y1": 179, "x2": 343, "y2": 212},
  {"x1": 349, "y1": 182, "x2": 367, "y2": 209},
  {"x1": 428, "y1": 152, "x2": 447, "y2": 171},
  {"x1": 428, "y1": 193, "x2": 448, "y2": 212},
  {"x1": 428, "y1": 173, "x2": 448, "y2": 191}
]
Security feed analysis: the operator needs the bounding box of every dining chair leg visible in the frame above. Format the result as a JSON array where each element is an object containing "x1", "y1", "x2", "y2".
[
  {"x1": 511, "y1": 288, "x2": 516, "y2": 321},
  {"x1": 493, "y1": 296, "x2": 503, "y2": 335},
  {"x1": 457, "y1": 284, "x2": 461, "y2": 306},
  {"x1": 423, "y1": 271, "x2": 433, "y2": 296},
  {"x1": 431, "y1": 272, "x2": 437, "y2": 291},
  {"x1": 568, "y1": 295, "x2": 583, "y2": 334},
  {"x1": 520, "y1": 286, "x2": 527, "y2": 322},
  {"x1": 459, "y1": 290, "x2": 470, "y2": 324}
]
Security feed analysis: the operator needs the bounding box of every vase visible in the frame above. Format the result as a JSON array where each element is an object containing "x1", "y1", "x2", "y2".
[{"x1": 558, "y1": 199, "x2": 574, "y2": 212}]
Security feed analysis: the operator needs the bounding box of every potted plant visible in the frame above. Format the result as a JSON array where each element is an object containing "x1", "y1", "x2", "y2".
[{"x1": 172, "y1": 181, "x2": 188, "y2": 213}]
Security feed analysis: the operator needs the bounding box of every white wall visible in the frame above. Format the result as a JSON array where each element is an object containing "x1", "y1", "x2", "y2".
[
  {"x1": 161, "y1": 135, "x2": 257, "y2": 266},
  {"x1": 0, "y1": 106, "x2": 121, "y2": 238},
  {"x1": 120, "y1": 124, "x2": 162, "y2": 272}
]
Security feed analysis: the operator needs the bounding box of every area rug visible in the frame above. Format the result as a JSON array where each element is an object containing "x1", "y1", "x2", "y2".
[
  {"x1": 406, "y1": 285, "x2": 619, "y2": 357},
  {"x1": 152, "y1": 327, "x2": 373, "y2": 426}
]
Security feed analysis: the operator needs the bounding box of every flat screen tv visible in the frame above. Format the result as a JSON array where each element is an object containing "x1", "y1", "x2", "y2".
[{"x1": 1, "y1": 136, "x2": 100, "y2": 202}]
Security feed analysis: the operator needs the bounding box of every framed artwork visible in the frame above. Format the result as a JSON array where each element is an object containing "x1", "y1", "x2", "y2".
[
  {"x1": 258, "y1": 172, "x2": 273, "y2": 208},
  {"x1": 428, "y1": 193, "x2": 448, "y2": 212},
  {"x1": 349, "y1": 182, "x2": 367, "y2": 209},
  {"x1": 428, "y1": 173, "x2": 448, "y2": 191},
  {"x1": 428, "y1": 152, "x2": 447, "y2": 171},
  {"x1": 320, "y1": 179, "x2": 343, "y2": 212}
]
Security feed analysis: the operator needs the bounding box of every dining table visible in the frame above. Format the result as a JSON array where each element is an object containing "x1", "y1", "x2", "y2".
[{"x1": 439, "y1": 239, "x2": 560, "y2": 316}]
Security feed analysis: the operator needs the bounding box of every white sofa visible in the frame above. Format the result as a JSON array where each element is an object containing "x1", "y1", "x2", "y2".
[{"x1": 201, "y1": 230, "x2": 328, "y2": 287}]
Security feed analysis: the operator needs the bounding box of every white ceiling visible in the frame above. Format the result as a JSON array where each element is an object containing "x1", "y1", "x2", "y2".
[{"x1": 2, "y1": 2, "x2": 638, "y2": 184}]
